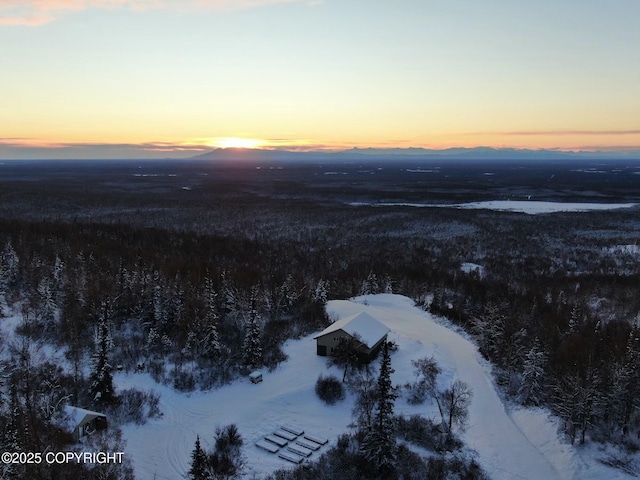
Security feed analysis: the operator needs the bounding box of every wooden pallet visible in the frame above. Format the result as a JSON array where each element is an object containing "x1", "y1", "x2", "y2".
[
  {"x1": 278, "y1": 450, "x2": 304, "y2": 464},
  {"x1": 287, "y1": 444, "x2": 313, "y2": 458},
  {"x1": 264, "y1": 435, "x2": 288, "y2": 447},
  {"x1": 281, "y1": 424, "x2": 305, "y2": 436},
  {"x1": 273, "y1": 429, "x2": 298, "y2": 441},
  {"x1": 256, "y1": 440, "x2": 279, "y2": 453},
  {"x1": 303, "y1": 434, "x2": 328, "y2": 446},
  {"x1": 295, "y1": 438, "x2": 321, "y2": 451}
]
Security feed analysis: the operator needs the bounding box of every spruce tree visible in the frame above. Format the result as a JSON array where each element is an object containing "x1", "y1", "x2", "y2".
[
  {"x1": 518, "y1": 338, "x2": 547, "y2": 406},
  {"x1": 360, "y1": 341, "x2": 397, "y2": 471},
  {"x1": 5, "y1": 380, "x2": 22, "y2": 452},
  {"x1": 383, "y1": 274, "x2": 393, "y2": 294},
  {"x1": 360, "y1": 271, "x2": 379, "y2": 296},
  {"x1": 89, "y1": 303, "x2": 114, "y2": 403},
  {"x1": 242, "y1": 288, "x2": 262, "y2": 369},
  {"x1": 2, "y1": 382, "x2": 23, "y2": 479},
  {"x1": 1, "y1": 241, "x2": 19, "y2": 288},
  {"x1": 278, "y1": 274, "x2": 298, "y2": 315},
  {"x1": 203, "y1": 277, "x2": 221, "y2": 360},
  {"x1": 617, "y1": 327, "x2": 640, "y2": 436},
  {"x1": 0, "y1": 242, "x2": 19, "y2": 315},
  {"x1": 187, "y1": 435, "x2": 208, "y2": 480},
  {"x1": 313, "y1": 279, "x2": 328, "y2": 306},
  {"x1": 37, "y1": 278, "x2": 57, "y2": 331}
]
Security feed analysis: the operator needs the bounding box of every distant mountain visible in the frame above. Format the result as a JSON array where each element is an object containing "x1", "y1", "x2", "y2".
[
  {"x1": 190, "y1": 147, "x2": 640, "y2": 162},
  {"x1": 339, "y1": 147, "x2": 630, "y2": 159},
  {"x1": 190, "y1": 148, "x2": 301, "y2": 161}
]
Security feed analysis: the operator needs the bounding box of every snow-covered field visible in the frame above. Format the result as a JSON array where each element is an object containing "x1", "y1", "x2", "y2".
[
  {"x1": 115, "y1": 294, "x2": 635, "y2": 479},
  {"x1": 117, "y1": 339, "x2": 350, "y2": 479},
  {"x1": 350, "y1": 201, "x2": 637, "y2": 214}
]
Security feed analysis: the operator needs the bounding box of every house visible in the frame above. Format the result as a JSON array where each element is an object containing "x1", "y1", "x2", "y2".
[
  {"x1": 62, "y1": 406, "x2": 108, "y2": 442},
  {"x1": 314, "y1": 311, "x2": 390, "y2": 361}
]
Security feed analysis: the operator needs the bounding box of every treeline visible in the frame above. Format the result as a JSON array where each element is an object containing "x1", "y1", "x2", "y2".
[
  {"x1": 0, "y1": 219, "x2": 334, "y2": 390},
  {"x1": 431, "y1": 270, "x2": 640, "y2": 447}
]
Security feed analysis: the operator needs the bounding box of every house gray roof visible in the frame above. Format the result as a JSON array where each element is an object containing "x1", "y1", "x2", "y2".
[{"x1": 314, "y1": 311, "x2": 390, "y2": 348}]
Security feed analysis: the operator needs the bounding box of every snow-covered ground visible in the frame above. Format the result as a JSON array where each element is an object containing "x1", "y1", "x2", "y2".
[
  {"x1": 117, "y1": 338, "x2": 351, "y2": 479},
  {"x1": 350, "y1": 200, "x2": 637, "y2": 214},
  {"x1": 455, "y1": 200, "x2": 637, "y2": 214},
  {"x1": 606, "y1": 245, "x2": 640, "y2": 255},
  {"x1": 461, "y1": 262, "x2": 486, "y2": 277},
  {"x1": 0, "y1": 306, "x2": 70, "y2": 370},
  {"x1": 113, "y1": 294, "x2": 636, "y2": 479}
]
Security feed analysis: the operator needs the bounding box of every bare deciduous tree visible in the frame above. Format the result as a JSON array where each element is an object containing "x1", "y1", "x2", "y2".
[{"x1": 436, "y1": 379, "x2": 473, "y2": 436}]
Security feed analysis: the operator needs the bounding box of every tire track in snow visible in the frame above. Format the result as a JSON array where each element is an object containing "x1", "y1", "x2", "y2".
[{"x1": 160, "y1": 394, "x2": 207, "y2": 480}]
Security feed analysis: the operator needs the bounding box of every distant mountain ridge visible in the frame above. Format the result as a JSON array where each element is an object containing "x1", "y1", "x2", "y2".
[{"x1": 191, "y1": 146, "x2": 640, "y2": 162}]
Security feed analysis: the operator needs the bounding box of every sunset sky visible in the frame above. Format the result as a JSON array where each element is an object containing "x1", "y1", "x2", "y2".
[{"x1": 1, "y1": 0, "x2": 639, "y2": 159}]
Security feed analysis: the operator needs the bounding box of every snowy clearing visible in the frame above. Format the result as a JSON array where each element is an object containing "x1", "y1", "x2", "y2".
[
  {"x1": 349, "y1": 201, "x2": 637, "y2": 214},
  {"x1": 461, "y1": 262, "x2": 486, "y2": 277},
  {"x1": 606, "y1": 245, "x2": 640, "y2": 255},
  {"x1": 118, "y1": 294, "x2": 634, "y2": 480},
  {"x1": 455, "y1": 200, "x2": 637, "y2": 214}
]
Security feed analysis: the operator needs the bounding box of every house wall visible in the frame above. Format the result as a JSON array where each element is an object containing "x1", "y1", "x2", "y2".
[
  {"x1": 73, "y1": 416, "x2": 107, "y2": 441},
  {"x1": 75, "y1": 419, "x2": 94, "y2": 441},
  {"x1": 315, "y1": 329, "x2": 354, "y2": 356},
  {"x1": 364, "y1": 335, "x2": 388, "y2": 361}
]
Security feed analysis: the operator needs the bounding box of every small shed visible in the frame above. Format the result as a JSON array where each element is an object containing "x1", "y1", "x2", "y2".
[
  {"x1": 62, "y1": 406, "x2": 108, "y2": 442},
  {"x1": 249, "y1": 371, "x2": 263, "y2": 384},
  {"x1": 314, "y1": 311, "x2": 390, "y2": 361}
]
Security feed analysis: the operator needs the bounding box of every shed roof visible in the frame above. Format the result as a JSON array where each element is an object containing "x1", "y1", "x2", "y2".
[
  {"x1": 314, "y1": 311, "x2": 390, "y2": 348},
  {"x1": 61, "y1": 405, "x2": 106, "y2": 430}
]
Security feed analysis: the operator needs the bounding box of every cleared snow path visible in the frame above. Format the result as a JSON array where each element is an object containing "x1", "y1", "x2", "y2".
[{"x1": 327, "y1": 295, "x2": 563, "y2": 480}]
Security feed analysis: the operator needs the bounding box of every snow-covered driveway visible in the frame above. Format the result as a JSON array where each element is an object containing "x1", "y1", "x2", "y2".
[
  {"x1": 327, "y1": 295, "x2": 563, "y2": 480},
  {"x1": 120, "y1": 294, "x2": 629, "y2": 480}
]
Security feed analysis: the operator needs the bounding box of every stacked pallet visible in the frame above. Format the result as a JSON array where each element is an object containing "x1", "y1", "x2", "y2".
[{"x1": 255, "y1": 425, "x2": 329, "y2": 464}]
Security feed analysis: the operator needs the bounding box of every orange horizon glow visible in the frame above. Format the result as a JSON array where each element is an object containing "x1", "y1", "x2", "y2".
[
  {"x1": 2, "y1": 134, "x2": 640, "y2": 155},
  {"x1": 210, "y1": 137, "x2": 264, "y2": 149}
]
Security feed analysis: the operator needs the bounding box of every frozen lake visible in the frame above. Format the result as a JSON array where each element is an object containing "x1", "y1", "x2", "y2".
[{"x1": 350, "y1": 200, "x2": 637, "y2": 214}]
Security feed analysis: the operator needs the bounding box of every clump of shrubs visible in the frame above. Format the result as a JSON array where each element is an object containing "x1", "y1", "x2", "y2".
[
  {"x1": 426, "y1": 455, "x2": 488, "y2": 480},
  {"x1": 315, "y1": 374, "x2": 345, "y2": 405},
  {"x1": 105, "y1": 388, "x2": 161, "y2": 425},
  {"x1": 395, "y1": 414, "x2": 462, "y2": 452}
]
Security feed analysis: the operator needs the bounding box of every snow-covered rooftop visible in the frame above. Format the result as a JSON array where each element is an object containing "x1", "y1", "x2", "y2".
[
  {"x1": 61, "y1": 405, "x2": 106, "y2": 430},
  {"x1": 314, "y1": 311, "x2": 390, "y2": 348}
]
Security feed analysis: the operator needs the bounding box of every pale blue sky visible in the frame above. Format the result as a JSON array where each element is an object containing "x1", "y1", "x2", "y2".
[{"x1": 1, "y1": 0, "x2": 639, "y2": 158}]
